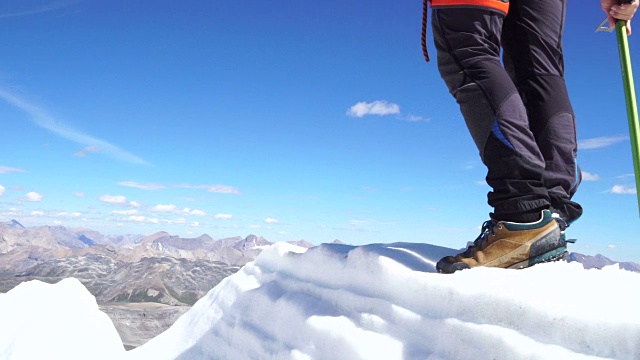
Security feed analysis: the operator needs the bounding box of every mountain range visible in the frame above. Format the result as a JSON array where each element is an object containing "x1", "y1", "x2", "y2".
[
  {"x1": 0, "y1": 219, "x2": 318, "y2": 303},
  {"x1": 0, "y1": 219, "x2": 318, "y2": 348}
]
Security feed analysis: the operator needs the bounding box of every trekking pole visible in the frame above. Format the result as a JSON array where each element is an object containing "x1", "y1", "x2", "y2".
[
  {"x1": 616, "y1": 9, "x2": 640, "y2": 214},
  {"x1": 599, "y1": 1, "x2": 640, "y2": 213}
]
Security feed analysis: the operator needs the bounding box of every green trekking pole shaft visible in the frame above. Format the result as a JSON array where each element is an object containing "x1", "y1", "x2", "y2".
[{"x1": 615, "y1": 18, "x2": 640, "y2": 213}]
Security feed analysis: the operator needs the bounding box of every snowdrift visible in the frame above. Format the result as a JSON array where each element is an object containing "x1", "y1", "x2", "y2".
[
  {"x1": 0, "y1": 278, "x2": 125, "y2": 359},
  {"x1": 1, "y1": 242, "x2": 639, "y2": 360}
]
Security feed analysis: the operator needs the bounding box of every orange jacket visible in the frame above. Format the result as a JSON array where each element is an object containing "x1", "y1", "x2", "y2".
[{"x1": 430, "y1": 0, "x2": 509, "y2": 15}]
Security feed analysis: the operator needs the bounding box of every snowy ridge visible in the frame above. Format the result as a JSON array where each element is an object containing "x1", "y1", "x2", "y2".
[
  {"x1": 0, "y1": 278, "x2": 125, "y2": 360},
  {"x1": 131, "y1": 242, "x2": 639, "y2": 360},
  {"x1": 1, "y1": 242, "x2": 640, "y2": 360}
]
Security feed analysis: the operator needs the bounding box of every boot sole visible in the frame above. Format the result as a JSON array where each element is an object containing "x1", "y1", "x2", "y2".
[{"x1": 506, "y1": 246, "x2": 568, "y2": 270}]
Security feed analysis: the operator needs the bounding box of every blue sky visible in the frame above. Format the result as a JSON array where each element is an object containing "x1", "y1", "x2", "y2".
[{"x1": 1, "y1": 1, "x2": 640, "y2": 262}]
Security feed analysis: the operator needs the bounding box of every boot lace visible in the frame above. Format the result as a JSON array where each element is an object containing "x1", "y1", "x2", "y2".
[
  {"x1": 551, "y1": 213, "x2": 576, "y2": 243},
  {"x1": 462, "y1": 219, "x2": 499, "y2": 257},
  {"x1": 552, "y1": 214, "x2": 569, "y2": 231}
]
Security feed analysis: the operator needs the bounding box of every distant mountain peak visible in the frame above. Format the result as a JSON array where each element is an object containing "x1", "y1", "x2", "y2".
[
  {"x1": 594, "y1": 254, "x2": 612, "y2": 261},
  {"x1": 0, "y1": 219, "x2": 25, "y2": 228},
  {"x1": 569, "y1": 252, "x2": 640, "y2": 272},
  {"x1": 10, "y1": 219, "x2": 24, "y2": 228},
  {"x1": 288, "y1": 239, "x2": 315, "y2": 248},
  {"x1": 151, "y1": 231, "x2": 171, "y2": 237},
  {"x1": 245, "y1": 234, "x2": 258, "y2": 242},
  {"x1": 197, "y1": 234, "x2": 213, "y2": 242}
]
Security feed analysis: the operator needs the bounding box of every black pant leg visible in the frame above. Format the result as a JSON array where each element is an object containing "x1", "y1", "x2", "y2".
[
  {"x1": 432, "y1": 7, "x2": 550, "y2": 221},
  {"x1": 502, "y1": 0, "x2": 583, "y2": 223}
]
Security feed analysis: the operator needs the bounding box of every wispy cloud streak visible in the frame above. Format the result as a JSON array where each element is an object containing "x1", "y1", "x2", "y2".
[
  {"x1": 578, "y1": 136, "x2": 628, "y2": 150},
  {"x1": 118, "y1": 181, "x2": 166, "y2": 190},
  {"x1": 174, "y1": 184, "x2": 241, "y2": 194},
  {"x1": 610, "y1": 184, "x2": 637, "y2": 195},
  {"x1": 0, "y1": 89, "x2": 151, "y2": 166},
  {"x1": 0, "y1": 1, "x2": 80, "y2": 18},
  {"x1": 0, "y1": 166, "x2": 26, "y2": 174}
]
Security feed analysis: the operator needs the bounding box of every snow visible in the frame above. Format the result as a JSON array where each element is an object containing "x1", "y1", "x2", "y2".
[
  {"x1": 0, "y1": 278, "x2": 125, "y2": 360},
  {"x1": 1, "y1": 242, "x2": 640, "y2": 360}
]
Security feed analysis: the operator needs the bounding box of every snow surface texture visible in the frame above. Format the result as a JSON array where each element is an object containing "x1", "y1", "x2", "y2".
[
  {"x1": 0, "y1": 278, "x2": 126, "y2": 359},
  {"x1": 1, "y1": 242, "x2": 639, "y2": 360}
]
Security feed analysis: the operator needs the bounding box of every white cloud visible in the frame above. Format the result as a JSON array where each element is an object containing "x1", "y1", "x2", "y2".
[
  {"x1": 128, "y1": 215, "x2": 146, "y2": 222},
  {"x1": 24, "y1": 192, "x2": 44, "y2": 202},
  {"x1": 404, "y1": 114, "x2": 429, "y2": 123},
  {"x1": 581, "y1": 171, "x2": 600, "y2": 181},
  {"x1": 98, "y1": 195, "x2": 139, "y2": 208},
  {"x1": 55, "y1": 212, "x2": 81, "y2": 218},
  {"x1": 610, "y1": 185, "x2": 637, "y2": 194},
  {"x1": 215, "y1": 214, "x2": 233, "y2": 220},
  {"x1": 206, "y1": 185, "x2": 240, "y2": 194},
  {"x1": 347, "y1": 100, "x2": 401, "y2": 118},
  {"x1": 0, "y1": 166, "x2": 26, "y2": 174},
  {"x1": 111, "y1": 209, "x2": 138, "y2": 216},
  {"x1": 148, "y1": 205, "x2": 207, "y2": 216},
  {"x1": 264, "y1": 218, "x2": 279, "y2": 224},
  {"x1": 99, "y1": 195, "x2": 127, "y2": 204},
  {"x1": 0, "y1": 89, "x2": 150, "y2": 166},
  {"x1": 161, "y1": 218, "x2": 187, "y2": 225},
  {"x1": 74, "y1": 192, "x2": 85, "y2": 198},
  {"x1": 0, "y1": 185, "x2": 4, "y2": 196},
  {"x1": 31, "y1": 210, "x2": 44, "y2": 216},
  {"x1": 183, "y1": 208, "x2": 206, "y2": 216},
  {"x1": 174, "y1": 184, "x2": 241, "y2": 194},
  {"x1": 118, "y1": 181, "x2": 166, "y2": 190},
  {"x1": 608, "y1": 244, "x2": 617, "y2": 249},
  {"x1": 151, "y1": 204, "x2": 177, "y2": 213},
  {"x1": 578, "y1": 136, "x2": 628, "y2": 150},
  {"x1": 190, "y1": 221, "x2": 200, "y2": 227}
]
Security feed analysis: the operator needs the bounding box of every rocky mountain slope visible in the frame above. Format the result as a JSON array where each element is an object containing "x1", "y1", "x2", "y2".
[
  {"x1": 5, "y1": 254, "x2": 239, "y2": 306},
  {"x1": 0, "y1": 220, "x2": 307, "y2": 271},
  {"x1": 0, "y1": 219, "x2": 316, "y2": 348},
  {"x1": 99, "y1": 303, "x2": 190, "y2": 350}
]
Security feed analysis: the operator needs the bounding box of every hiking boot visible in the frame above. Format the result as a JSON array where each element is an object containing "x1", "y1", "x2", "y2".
[{"x1": 436, "y1": 210, "x2": 568, "y2": 274}]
